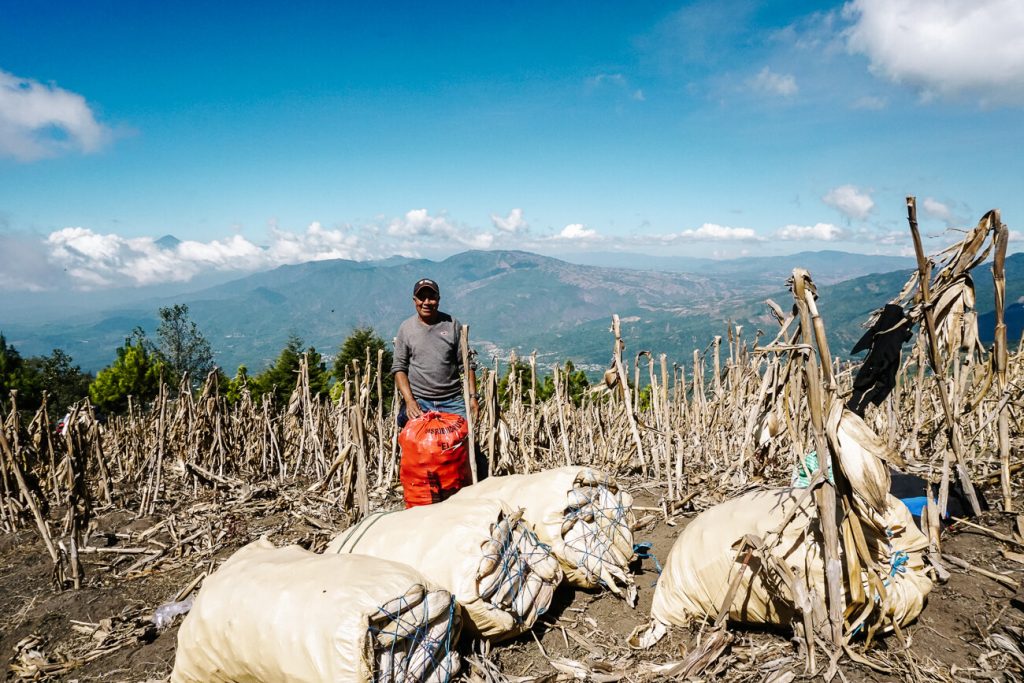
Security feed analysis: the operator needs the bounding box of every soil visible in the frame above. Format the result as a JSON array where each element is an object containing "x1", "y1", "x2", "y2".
[{"x1": 2, "y1": 484, "x2": 1023, "y2": 682}]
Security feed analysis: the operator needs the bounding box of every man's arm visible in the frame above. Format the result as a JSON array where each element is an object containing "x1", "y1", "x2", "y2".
[
  {"x1": 394, "y1": 371, "x2": 423, "y2": 421},
  {"x1": 391, "y1": 325, "x2": 422, "y2": 421}
]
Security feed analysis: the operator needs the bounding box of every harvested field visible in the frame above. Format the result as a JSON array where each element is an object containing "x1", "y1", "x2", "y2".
[{"x1": 2, "y1": 203, "x2": 1023, "y2": 681}]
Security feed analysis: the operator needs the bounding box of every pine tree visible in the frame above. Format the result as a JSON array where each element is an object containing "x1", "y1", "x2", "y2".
[
  {"x1": 89, "y1": 330, "x2": 163, "y2": 413},
  {"x1": 155, "y1": 304, "x2": 214, "y2": 389},
  {"x1": 251, "y1": 335, "x2": 330, "y2": 406},
  {"x1": 22, "y1": 349, "x2": 93, "y2": 416},
  {"x1": 0, "y1": 334, "x2": 29, "y2": 411},
  {"x1": 333, "y1": 327, "x2": 394, "y2": 404}
]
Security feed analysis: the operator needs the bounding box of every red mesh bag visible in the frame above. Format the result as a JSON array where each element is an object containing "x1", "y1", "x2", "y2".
[{"x1": 398, "y1": 411, "x2": 472, "y2": 508}]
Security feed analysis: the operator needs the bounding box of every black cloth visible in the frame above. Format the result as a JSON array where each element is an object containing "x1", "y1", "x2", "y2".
[
  {"x1": 847, "y1": 304, "x2": 913, "y2": 416},
  {"x1": 889, "y1": 469, "x2": 988, "y2": 522}
]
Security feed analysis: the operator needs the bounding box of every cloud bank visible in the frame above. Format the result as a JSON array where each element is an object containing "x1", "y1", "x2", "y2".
[
  {"x1": 44, "y1": 222, "x2": 373, "y2": 289},
  {"x1": 844, "y1": 0, "x2": 1024, "y2": 103},
  {"x1": 0, "y1": 68, "x2": 112, "y2": 161},
  {"x1": 3, "y1": 204, "x2": 956, "y2": 291}
]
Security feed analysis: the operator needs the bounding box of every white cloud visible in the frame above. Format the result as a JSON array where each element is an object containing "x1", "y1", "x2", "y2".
[
  {"x1": 920, "y1": 197, "x2": 958, "y2": 225},
  {"x1": 588, "y1": 73, "x2": 627, "y2": 88},
  {"x1": 822, "y1": 184, "x2": 874, "y2": 220},
  {"x1": 26, "y1": 206, "x2": 523, "y2": 290},
  {"x1": 491, "y1": 208, "x2": 528, "y2": 233},
  {"x1": 0, "y1": 233, "x2": 61, "y2": 291},
  {"x1": 844, "y1": 0, "x2": 1024, "y2": 103},
  {"x1": 775, "y1": 223, "x2": 843, "y2": 241},
  {"x1": 556, "y1": 224, "x2": 598, "y2": 240},
  {"x1": 674, "y1": 223, "x2": 762, "y2": 242},
  {"x1": 0, "y1": 68, "x2": 111, "y2": 161},
  {"x1": 587, "y1": 73, "x2": 645, "y2": 102},
  {"x1": 43, "y1": 222, "x2": 378, "y2": 289},
  {"x1": 749, "y1": 67, "x2": 798, "y2": 97},
  {"x1": 387, "y1": 209, "x2": 494, "y2": 249},
  {"x1": 852, "y1": 95, "x2": 887, "y2": 110}
]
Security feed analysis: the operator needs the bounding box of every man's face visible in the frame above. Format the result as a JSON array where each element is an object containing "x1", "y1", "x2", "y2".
[{"x1": 413, "y1": 289, "x2": 439, "y2": 321}]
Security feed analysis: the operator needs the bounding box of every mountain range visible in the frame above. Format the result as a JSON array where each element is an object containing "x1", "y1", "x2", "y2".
[{"x1": 2, "y1": 250, "x2": 1021, "y2": 375}]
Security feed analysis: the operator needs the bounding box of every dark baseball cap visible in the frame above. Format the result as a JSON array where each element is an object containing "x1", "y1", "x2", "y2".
[{"x1": 413, "y1": 278, "x2": 440, "y2": 297}]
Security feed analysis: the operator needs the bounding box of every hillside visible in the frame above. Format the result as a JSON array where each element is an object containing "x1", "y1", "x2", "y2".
[
  {"x1": 3, "y1": 250, "x2": 1020, "y2": 374},
  {"x1": 557, "y1": 250, "x2": 916, "y2": 285}
]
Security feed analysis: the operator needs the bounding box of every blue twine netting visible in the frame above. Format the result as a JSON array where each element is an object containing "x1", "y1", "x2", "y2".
[
  {"x1": 369, "y1": 589, "x2": 460, "y2": 683},
  {"x1": 563, "y1": 484, "x2": 633, "y2": 587}
]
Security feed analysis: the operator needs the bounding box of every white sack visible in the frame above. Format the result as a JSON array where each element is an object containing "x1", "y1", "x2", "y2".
[
  {"x1": 171, "y1": 538, "x2": 459, "y2": 683},
  {"x1": 452, "y1": 466, "x2": 637, "y2": 598},
  {"x1": 326, "y1": 497, "x2": 561, "y2": 641},
  {"x1": 651, "y1": 488, "x2": 932, "y2": 631}
]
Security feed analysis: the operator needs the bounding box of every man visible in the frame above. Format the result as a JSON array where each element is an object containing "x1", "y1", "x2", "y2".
[{"x1": 392, "y1": 278, "x2": 478, "y2": 428}]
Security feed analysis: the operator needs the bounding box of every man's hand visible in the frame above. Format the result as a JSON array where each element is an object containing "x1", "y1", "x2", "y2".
[
  {"x1": 405, "y1": 398, "x2": 424, "y2": 421},
  {"x1": 395, "y1": 371, "x2": 423, "y2": 421},
  {"x1": 469, "y1": 395, "x2": 479, "y2": 422}
]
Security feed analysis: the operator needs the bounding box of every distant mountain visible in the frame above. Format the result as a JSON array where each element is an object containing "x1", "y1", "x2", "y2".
[
  {"x1": 3, "y1": 249, "x2": 1018, "y2": 375},
  {"x1": 556, "y1": 250, "x2": 917, "y2": 285},
  {"x1": 155, "y1": 234, "x2": 181, "y2": 250}
]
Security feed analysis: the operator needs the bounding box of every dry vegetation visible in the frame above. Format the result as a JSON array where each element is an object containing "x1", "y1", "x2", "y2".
[{"x1": 1, "y1": 200, "x2": 1023, "y2": 682}]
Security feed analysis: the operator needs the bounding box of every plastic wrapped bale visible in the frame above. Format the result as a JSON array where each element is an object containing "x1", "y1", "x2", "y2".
[
  {"x1": 650, "y1": 488, "x2": 932, "y2": 632},
  {"x1": 452, "y1": 466, "x2": 637, "y2": 602},
  {"x1": 326, "y1": 497, "x2": 562, "y2": 641},
  {"x1": 171, "y1": 538, "x2": 461, "y2": 683}
]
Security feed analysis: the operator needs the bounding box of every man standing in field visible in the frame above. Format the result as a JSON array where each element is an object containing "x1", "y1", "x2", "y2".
[{"x1": 392, "y1": 278, "x2": 478, "y2": 428}]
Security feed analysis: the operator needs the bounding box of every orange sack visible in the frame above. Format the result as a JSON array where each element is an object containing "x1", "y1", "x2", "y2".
[{"x1": 399, "y1": 411, "x2": 472, "y2": 508}]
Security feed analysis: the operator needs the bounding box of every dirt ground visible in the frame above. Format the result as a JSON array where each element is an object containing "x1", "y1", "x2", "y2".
[{"x1": 2, "y1": 483, "x2": 1023, "y2": 682}]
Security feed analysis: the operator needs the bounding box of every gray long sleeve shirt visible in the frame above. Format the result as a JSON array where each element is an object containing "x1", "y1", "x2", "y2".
[{"x1": 390, "y1": 312, "x2": 465, "y2": 400}]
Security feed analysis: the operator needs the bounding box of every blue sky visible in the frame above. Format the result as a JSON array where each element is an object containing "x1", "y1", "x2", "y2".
[{"x1": 1, "y1": 0, "x2": 1022, "y2": 291}]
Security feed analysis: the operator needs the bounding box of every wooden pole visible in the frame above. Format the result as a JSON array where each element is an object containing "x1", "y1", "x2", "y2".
[
  {"x1": 460, "y1": 324, "x2": 478, "y2": 483},
  {"x1": 612, "y1": 315, "x2": 650, "y2": 473},
  {"x1": 791, "y1": 269, "x2": 844, "y2": 645},
  {"x1": 991, "y1": 212, "x2": 1012, "y2": 511}
]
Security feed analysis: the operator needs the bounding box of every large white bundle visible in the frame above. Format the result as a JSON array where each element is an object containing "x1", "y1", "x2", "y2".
[
  {"x1": 651, "y1": 489, "x2": 932, "y2": 631},
  {"x1": 172, "y1": 538, "x2": 461, "y2": 683},
  {"x1": 326, "y1": 497, "x2": 562, "y2": 641},
  {"x1": 452, "y1": 467, "x2": 637, "y2": 601}
]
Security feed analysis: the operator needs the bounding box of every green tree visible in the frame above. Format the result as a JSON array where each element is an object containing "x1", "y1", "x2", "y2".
[
  {"x1": 155, "y1": 304, "x2": 214, "y2": 389},
  {"x1": 540, "y1": 361, "x2": 590, "y2": 407},
  {"x1": 251, "y1": 335, "x2": 330, "y2": 406},
  {"x1": 224, "y1": 365, "x2": 249, "y2": 405},
  {"x1": 89, "y1": 330, "x2": 163, "y2": 413},
  {"x1": 22, "y1": 349, "x2": 93, "y2": 416},
  {"x1": 498, "y1": 359, "x2": 552, "y2": 408},
  {"x1": 0, "y1": 334, "x2": 32, "y2": 411},
  {"x1": 333, "y1": 327, "x2": 394, "y2": 405}
]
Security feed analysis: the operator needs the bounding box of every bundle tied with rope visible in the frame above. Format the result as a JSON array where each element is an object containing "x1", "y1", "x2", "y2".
[
  {"x1": 452, "y1": 466, "x2": 638, "y2": 604},
  {"x1": 325, "y1": 496, "x2": 563, "y2": 641},
  {"x1": 172, "y1": 538, "x2": 462, "y2": 683},
  {"x1": 650, "y1": 402, "x2": 932, "y2": 640}
]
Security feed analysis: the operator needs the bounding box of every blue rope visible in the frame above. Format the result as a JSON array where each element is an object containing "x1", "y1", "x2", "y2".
[
  {"x1": 633, "y1": 541, "x2": 662, "y2": 574},
  {"x1": 369, "y1": 588, "x2": 461, "y2": 682},
  {"x1": 888, "y1": 550, "x2": 909, "y2": 578},
  {"x1": 563, "y1": 484, "x2": 635, "y2": 587}
]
